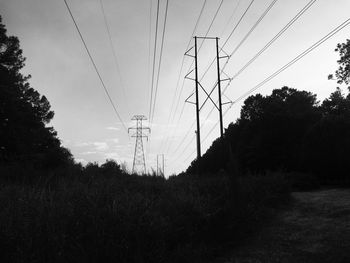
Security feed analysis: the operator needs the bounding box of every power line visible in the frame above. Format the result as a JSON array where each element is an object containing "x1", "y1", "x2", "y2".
[
  {"x1": 148, "y1": 0, "x2": 169, "y2": 164},
  {"x1": 228, "y1": 0, "x2": 317, "y2": 84},
  {"x1": 194, "y1": 0, "x2": 278, "y2": 116},
  {"x1": 148, "y1": 0, "x2": 170, "y2": 168},
  {"x1": 199, "y1": 0, "x2": 317, "y2": 133},
  {"x1": 168, "y1": 0, "x2": 316, "y2": 162},
  {"x1": 181, "y1": 17, "x2": 350, "y2": 169},
  {"x1": 165, "y1": 0, "x2": 256, "y2": 154},
  {"x1": 193, "y1": 0, "x2": 257, "y2": 85},
  {"x1": 161, "y1": 0, "x2": 224, "y2": 154},
  {"x1": 99, "y1": 0, "x2": 130, "y2": 115},
  {"x1": 158, "y1": 0, "x2": 208, "y2": 152},
  {"x1": 222, "y1": 0, "x2": 256, "y2": 48},
  {"x1": 173, "y1": 0, "x2": 224, "y2": 123},
  {"x1": 182, "y1": 104, "x2": 232, "y2": 164},
  {"x1": 195, "y1": 0, "x2": 278, "y2": 97},
  {"x1": 185, "y1": 0, "x2": 279, "y2": 132},
  {"x1": 231, "y1": 17, "x2": 350, "y2": 104},
  {"x1": 147, "y1": 0, "x2": 153, "y2": 112},
  {"x1": 63, "y1": 0, "x2": 128, "y2": 133},
  {"x1": 229, "y1": 0, "x2": 279, "y2": 58},
  {"x1": 148, "y1": 0, "x2": 160, "y2": 121},
  {"x1": 165, "y1": 0, "x2": 260, "y2": 157},
  {"x1": 202, "y1": 0, "x2": 224, "y2": 40},
  {"x1": 170, "y1": 118, "x2": 195, "y2": 157},
  {"x1": 219, "y1": 0, "x2": 242, "y2": 37},
  {"x1": 183, "y1": 0, "x2": 225, "y2": 85},
  {"x1": 145, "y1": 0, "x2": 153, "y2": 165},
  {"x1": 169, "y1": 0, "x2": 208, "y2": 121},
  {"x1": 150, "y1": 0, "x2": 169, "y2": 124}
]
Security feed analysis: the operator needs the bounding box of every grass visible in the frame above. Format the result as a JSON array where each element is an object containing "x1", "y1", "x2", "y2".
[
  {"x1": 217, "y1": 189, "x2": 350, "y2": 263},
  {"x1": 0, "y1": 166, "x2": 290, "y2": 263}
]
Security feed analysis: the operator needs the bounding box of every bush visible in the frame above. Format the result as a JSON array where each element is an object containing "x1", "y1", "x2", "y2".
[
  {"x1": 0, "y1": 168, "x2": 290, "y2": 263},
  {"x1": 285, "y1": 172, "x2": 321, "y2": 191}
]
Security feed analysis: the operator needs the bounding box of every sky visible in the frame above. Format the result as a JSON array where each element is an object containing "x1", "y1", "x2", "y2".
[{"x1": 1, "y1": 0, "x2": 350, "y2": 176}]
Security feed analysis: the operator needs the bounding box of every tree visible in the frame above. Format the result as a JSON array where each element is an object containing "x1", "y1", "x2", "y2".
[
  {"x1": 234, "y1": 87, "x2": 320, "y2": 173},
  {"x1": 0, "y1": 16, "x2": 71, "y2": 168},
  {"x1": 328, "y1": 39, "x2": 350, "y2": 86},
  {"x1": 321, "y1": 87, "x2": 350, "y2": 116},
  {"x1": 187, "y1": 39, "x2": 350, "y2": 182},
  {"x1": 100, "y1": 159, "x2": 123, "y2": 175},
  {"x1": 187, "y1": 87, "x2": 321, "y2": 175},
  {"x1": 300, "y1": 113, "x2": 350, "y2": 181}
]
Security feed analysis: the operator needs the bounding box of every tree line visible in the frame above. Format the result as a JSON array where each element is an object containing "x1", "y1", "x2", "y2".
[
  {"x1": 0, "y1": 16, "x2": 72, "y2": 169},
  {"x1": 1, "y1": 12, "x2": 350, "y2": 183},
  {"x1": 187, "y1": 39, "x2": 350, "y2": 183}
]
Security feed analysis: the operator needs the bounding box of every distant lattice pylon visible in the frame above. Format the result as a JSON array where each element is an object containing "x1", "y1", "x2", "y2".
[{"x1": 128, "y1": 115, "x2": 150, "y2": 174}]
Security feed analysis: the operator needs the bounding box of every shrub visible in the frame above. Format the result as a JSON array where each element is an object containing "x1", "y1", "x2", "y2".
[{"x1": 0, "y1": 168, "x2": 290, "y2": 263}]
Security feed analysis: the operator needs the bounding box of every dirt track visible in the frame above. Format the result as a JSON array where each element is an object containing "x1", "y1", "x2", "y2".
[{"x1": 217, "y1": 189, "x2": 350, "y2": 263}]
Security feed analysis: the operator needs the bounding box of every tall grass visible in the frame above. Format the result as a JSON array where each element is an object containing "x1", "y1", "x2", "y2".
[{"x1": 0, "y1": 167, "x2": 290, "y2": 263}]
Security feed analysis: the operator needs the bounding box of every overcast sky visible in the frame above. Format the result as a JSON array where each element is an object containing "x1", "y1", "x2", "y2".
[{"x1": 1, "y1": 0, "x2": 350, "y2": 175}]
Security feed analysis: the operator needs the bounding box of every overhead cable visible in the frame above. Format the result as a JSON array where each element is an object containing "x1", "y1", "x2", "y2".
[
  {"x1": 181, "y1": 17, "x2": 350, "y2": 168},
  {"x1": 150, "y1": 0, "x2": 170, "y2": 123},
  {"x1": 148, "y1": 0, "x2": 161, "y2": 121},
  {"x1": 63, "y1": 0, "x2": 128, "y2": 132},
  {"x1": 99, "y1": 0, "x2": 130, "y2": 115}
]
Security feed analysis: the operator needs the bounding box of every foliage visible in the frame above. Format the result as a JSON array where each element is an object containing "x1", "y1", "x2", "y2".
[
  {"x1": 0, "y1": 168, "x2": 290, "y2": 263},
  {"x1": 187, "y1": 86, "x2": 322, "y2": 175},
  {"x1": 187, "y1": 42, "x2": 350, "y2": 183},
  {"x1": 301, "y1": 97, "x2": 350, "y2": 182},
  {"x1": 0, "y1": 16, "x2": 72, "y2": 169},
  {"x1": 328, "y1": 39, "x2": 350, "y2": 86},
  {"x1": 1, "y1": 11, "x2": 350, "y2": 262}
]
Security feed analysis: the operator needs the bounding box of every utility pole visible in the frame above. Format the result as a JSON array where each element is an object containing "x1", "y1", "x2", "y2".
[
  {"x1": 194, "y1": 36, "x2": 202, "y2": 163},
  {"x1": 184, "y1": 36, "x2": 232, "y2": 174},
  {"x1": 128, "y1": 115, "x2": 150, "y2": 174},
  {"x1": 216, "y1": 37, "x2": 224, "y2": 138}
]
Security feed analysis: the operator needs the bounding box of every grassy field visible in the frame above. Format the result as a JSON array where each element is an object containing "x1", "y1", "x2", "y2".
[
  {"x1": 0, "y1": 168, "x2": 290, "y2": 263},
  {"x1": 218, "y1": 188, "x2": 350, "y2": 263}
]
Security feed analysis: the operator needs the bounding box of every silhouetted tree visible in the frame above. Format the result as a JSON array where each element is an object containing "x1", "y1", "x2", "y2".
[
  {"x1": 321, "y1": 87, "x2": 350, "y2": 116},
  {"x1": 239, "y1": 87, "x2": 320, "y2": 172},
  {"x1": 301, "y1": 115, "x2": 350, "y2": 181},
  {"x1": 0, "y1": 16, "x2": 72, "y2": 168},
  {"x1": 187, "y1": 39, "x2": 350, "y2": 185},
  {"x1": 302, "y1": 43, "x2": 350, "y2": 179},
  {"x1": 100, "y1": 159, "x2": 123, "y2": 175},
  {"x1": 300, "y1": 39, "x2": 350, "y2": 181},
  {"x1": 328, "y1": 39, "x2": 350, "y2": 86},
  {"x1": 187, "y1": 87, "x2": 321, "y2": 175}
]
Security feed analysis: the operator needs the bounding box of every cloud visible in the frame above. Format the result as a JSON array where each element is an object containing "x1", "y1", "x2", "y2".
[
  {"x1": 75, "y1": 158, "x2": 88, "y2": 165},
  {"x1": 75, "y1": 141, "x2": 109, "y2": 151},
  {"x1": 104, "y1": 152, "x2": 120, "y2": 160},
  {"x1": 111, "y1": 138, "x2": 119, "y2": 144},
  {"x1": 81, "y1": 151, "x2": 97, "y2": 155},
  {"x1": 75, "y1": 142, "x2": 90, "y2": 147},
  {"x1": 93, "y1": 142, "x2": 108, "y2": 151},
  {"x1": 61, "y1": 139, "x2": 72, "y2": 146},
  {"x1": 106, "y1": 126, "x2": 120, "y2": 131}
]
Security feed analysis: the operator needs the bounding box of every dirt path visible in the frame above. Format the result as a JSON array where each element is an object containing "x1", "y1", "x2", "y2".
[{"x1": 217, "y1": 189, "x2": 350, "y2": 263}]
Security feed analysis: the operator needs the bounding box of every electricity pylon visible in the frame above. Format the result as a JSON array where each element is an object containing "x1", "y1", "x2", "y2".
[
  {"x1": 129, "y1": 115, "x2": 150, "y2": 174},
  {"x1": 184, "y1": 36, "x2": 232, "y2": 174}
]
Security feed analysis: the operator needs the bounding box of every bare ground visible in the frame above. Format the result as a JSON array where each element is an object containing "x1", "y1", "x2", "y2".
[{"x1": 216, "y1": 189, "x2": 350, "y2": 263}]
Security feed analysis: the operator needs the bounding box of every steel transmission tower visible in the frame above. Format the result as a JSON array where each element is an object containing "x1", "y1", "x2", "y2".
[{"x1": 128, "y1": 115, "x2": 150, "y2": 174}]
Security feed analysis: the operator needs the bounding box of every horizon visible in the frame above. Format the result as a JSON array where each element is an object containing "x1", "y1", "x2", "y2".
[{"x1": 1, "y1": 0, "x2": 350, "y2": 175}]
